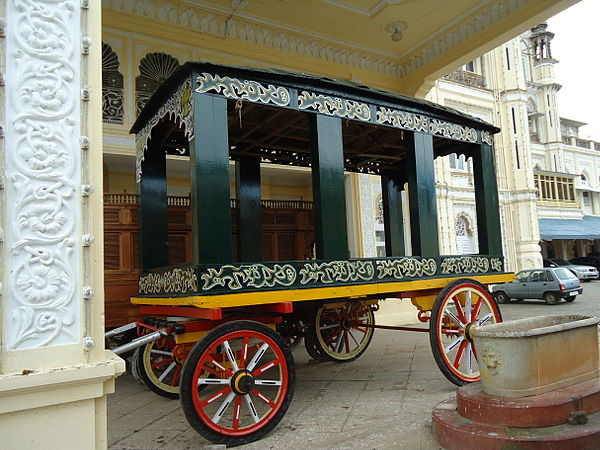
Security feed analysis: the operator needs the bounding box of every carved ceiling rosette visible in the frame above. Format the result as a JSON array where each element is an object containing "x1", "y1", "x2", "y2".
[{"x1": 4, "y1": 0, "x2": 81, "y2": 349}]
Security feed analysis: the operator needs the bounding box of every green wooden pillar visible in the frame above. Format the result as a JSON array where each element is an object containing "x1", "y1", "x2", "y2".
[
  {"x1": 406, "y1": 131, "x2": 439, "y2": 257},
  {"x1": 190, "y1": 94, "x2": 232, "y2": 264},
  {"x1": 236, "y1": 156, "x2": 262, "y2": 261},
  {"x1": 139, "y1": 139, "x2": 168, "y2": 273},
  {"x1": 310, "y1": 114, "x2": 348, "y2": 260},
  {"x1": 381, "y1": 175, "x2": 405, "y2": 256},
  {"x1": 473, "y1": 143, "x2": 503, "y2": 255}
]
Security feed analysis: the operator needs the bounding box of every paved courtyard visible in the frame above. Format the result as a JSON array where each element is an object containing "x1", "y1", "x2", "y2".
[{"x1": 108, "y1": 281, "x2": 600, "y2": 450}]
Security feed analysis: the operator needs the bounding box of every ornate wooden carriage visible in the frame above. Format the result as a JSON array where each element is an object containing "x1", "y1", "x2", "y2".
[{"x1": 118, "y1": 62, "x2": 513, "y2": 446}]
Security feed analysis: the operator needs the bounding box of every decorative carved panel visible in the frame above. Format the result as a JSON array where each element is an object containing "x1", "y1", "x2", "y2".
[{"x1": 4, "y1": 0, "x2": 82, "y2": 349}]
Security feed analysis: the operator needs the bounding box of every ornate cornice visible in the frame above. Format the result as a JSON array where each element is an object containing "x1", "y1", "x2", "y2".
[
  {"x1": 103, "y1": 0, "x2": 537, "y2": 80},
  {"x1": 103, "y1": 0, "x2": 403, "y2": 77}
]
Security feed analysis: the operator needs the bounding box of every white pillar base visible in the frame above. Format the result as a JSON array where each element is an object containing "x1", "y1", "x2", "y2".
[{"x1": 0, "y1": 352, "x2": 125, "y2": 450}]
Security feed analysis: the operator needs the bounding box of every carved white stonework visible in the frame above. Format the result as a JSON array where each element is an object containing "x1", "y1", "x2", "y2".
[{"x1": 3, "y1": 0, "x2": 81, "y2": 350}]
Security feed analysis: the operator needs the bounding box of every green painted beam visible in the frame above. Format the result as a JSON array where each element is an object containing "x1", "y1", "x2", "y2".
[
  {"x1": 381, "y1": 175, "x2": 405, "y2": 256},
  {"x1": 310, "y1": 114, "x2": 348, "y2": 260},
  {"x1": 473, "y1": 143, "x2": 503, "y2": 256},
  {"x1": 236, "y1": 157, "x2": 262, "y2": 261},
  {"x1": 406, "y1": 131, "x2": 439, "y2": 257},
  {"x1": 190, "y1": 94, "x2": 232, "y2": 264},
  {"x1": 139, "y1": 135, "x2": 168, "y2": 273}
]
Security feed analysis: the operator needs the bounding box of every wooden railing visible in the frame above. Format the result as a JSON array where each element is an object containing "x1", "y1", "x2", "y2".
[{"x1": 104, "y1": 194, "x2": 313, "y2": 210}]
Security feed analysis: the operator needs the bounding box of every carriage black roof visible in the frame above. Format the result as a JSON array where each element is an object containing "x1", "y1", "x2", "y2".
[{"x1": 131, "y1": 61, "x2": 499, "y2": 179}]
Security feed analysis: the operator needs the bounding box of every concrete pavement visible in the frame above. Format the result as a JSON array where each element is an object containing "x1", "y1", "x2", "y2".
[{"x1": 108, "y1": 280, "x2": 600, "y2": 450}]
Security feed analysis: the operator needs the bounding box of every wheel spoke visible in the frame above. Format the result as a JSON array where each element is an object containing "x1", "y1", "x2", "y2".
[
  {"x1": 252, "y1": 389, "x2": 276, "y2": 407},
  {"x1": 210, "y1": 358, "x2": 234, "y2": 377},
  {"x1": 201, "y1": 363, "x2": 225, "y2": 379},
  {"x1": 198, "y1": 377, "x2": 230, "y2": 385},
  {"x1": 348, "y1": 329, "x2": 360, "y2": 347},
  {"x1": 171, "y1": 364, "x2": 182, "y2": 386},
  {"x1": 254, "y1": 379, "x2": 282, "y2": 386},
  {"x1": 452, "y1": 298, "x2": 467, "y2": 324},
  {"x1": 335, "y1": 330, "x2": 344, "y2": 352},
  {"x1": 344, "y1": 330, "x2": 350, "y2": 353},
  {"x1": 151, "y1": 357, "x2": 174, "y2": 369},
  {"x1": 325, "y1": 327, "x2": 342, "y2": 345},
  {"x1": 465, "y1": 291, "x2": 472, "y2": 320},
  {"x1": 239, "y1": 336, "x2": 249, "y2": 368},
  {"x1": 158, "y1": 361, "x2": 177, "y2": 382},
  {"x1": 246, "y1": 342, "x2": 269, "y2": 371},
  {"x1": 478, "y1": 313, "x2": 493, "y2": 326},
  {"x1": 252, "y1": 359, "x2": 280, "y2": 376},
  {"x1": 211, "y1": 391, "x2": 236, "y2": 424},
  {"x1": 471, "y1": 298, "x2": 483, "y2": 322},
  {"x1": 453, "y1": 340, "x2": 467, "y2": 369},
  {"x1": 441, "y1": 328, "x2": 461, "y2": 335},
  {"x1": 222, "y1": 340, "x2": 240, "y2": 372},
  {"x1": 466, "y1": 342, "x2": 474, "y2": 375},
  {"x1": 151, "y1": 349, "x2": 174, "y2": 357},
  {"x1": 444, "y1": 309, "x2": 465, "y2": 328},
  {"x1": 444, "y1": 336, "x2": 464, "y2": 354},
  {"x1": 319, "y1": 323, "x2": 340, "y2": 330},
  {"x1": 245, "y1": 394, "x2": 260, "y2": 424},
  {"x1": 201, "y1": 386, "x2": 232, "y2": 408}
]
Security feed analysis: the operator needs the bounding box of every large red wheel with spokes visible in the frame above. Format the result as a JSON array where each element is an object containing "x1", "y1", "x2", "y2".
[
  {"x1": 310, "y1": 301, "x2": 375, "y2": 362},
  {"x1": 180, "y1": 320, "x2": 295, "y2": 447},
  {"x1": 429, "y1": 279, "x2": 502, "y2": 386},
  {"x1": 134, "y1": 335, "x2": 182, "y2": 399}
]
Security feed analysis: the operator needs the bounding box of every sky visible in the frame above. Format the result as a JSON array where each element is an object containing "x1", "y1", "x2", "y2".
[{"x1": 547, "y1": 0, "x2": 600, "y2": 140}]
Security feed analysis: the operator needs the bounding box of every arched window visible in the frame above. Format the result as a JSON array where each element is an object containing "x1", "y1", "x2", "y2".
[
  {"x1": 581, "y1": 172, "x2": 588, "y2": 187},
  {"x1": 136, "y1": 53, "x2": 180, "y2": 115},
  {"x1": 102, "y1": 43, "x2": 124, "y2": 124}
]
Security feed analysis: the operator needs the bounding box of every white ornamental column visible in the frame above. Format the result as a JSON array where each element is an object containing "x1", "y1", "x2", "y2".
[{"x1": 0, "y1": 1, "x2": 124, "y2": 449}]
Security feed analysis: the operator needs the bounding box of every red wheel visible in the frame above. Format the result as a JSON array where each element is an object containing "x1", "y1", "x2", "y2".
[
  {"x1": 180, "y1": 320, "x2": 295, "y2": 446},
  {"x1": 134, "y1": 335, "x2": 182, "y2": 399},
  {"x1": 429, "y1": 279, "x2": 502, "y2": 386}
]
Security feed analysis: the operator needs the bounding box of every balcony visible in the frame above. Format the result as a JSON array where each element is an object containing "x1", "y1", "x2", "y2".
[{"x1": 443, "y1": 70, "x2": 486, "y2": 88}]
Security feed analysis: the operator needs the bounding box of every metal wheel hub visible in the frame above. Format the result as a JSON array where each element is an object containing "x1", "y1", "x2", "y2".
[
  {"x1": 231, "y1": 369, "x2": 255, "y2": 395},
  {"x1": 464, "y1": 322, "x2": 477, "y2": 343}
]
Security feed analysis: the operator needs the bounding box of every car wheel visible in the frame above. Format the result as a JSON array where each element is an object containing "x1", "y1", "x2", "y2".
[
  {"x1": 544, "y1": 292, "x2": 560, "y2": 305},
  {"x1": 565, "y1": 296, "x2": 576, "y2": 303},
  {"x1": 494, "y1": 291, "x2": 510, "y2": 304}
]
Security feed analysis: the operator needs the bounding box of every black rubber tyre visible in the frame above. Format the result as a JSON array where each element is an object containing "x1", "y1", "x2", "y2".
[
  {"x1": 430, "y1": 278, "x2": 502, "y2": 387},
  {"x1": 565, "y1": 296, "x2": 576, "y2": 303},
  {"x1": 180, "y1": 320, "x2": 295, "y2": 447},
  {"x1": 134, "y1": 337, "x2": 181, "y2": 399},
  {"x1": 494, "y1": 291, "x2": 510, "y2": 304},
  {"x1": 303, "y1": 323, "x2": 330, "y2": 362},
  {"x1": 544, "y1": 292, "x2": 560, "y2": 305}
]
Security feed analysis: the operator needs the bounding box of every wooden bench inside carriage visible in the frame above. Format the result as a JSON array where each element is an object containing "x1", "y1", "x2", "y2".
[{"x1": 129, "y1": 62, "x2": 512, "y2": 445}]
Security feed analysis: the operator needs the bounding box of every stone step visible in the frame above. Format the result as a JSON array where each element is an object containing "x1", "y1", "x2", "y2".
[
  {"x1": 457, "y1": 378, "x2": 600, "y2": 428},
  {"x1": 433, "y1": 397, "x2": 600, "y2": 450}
]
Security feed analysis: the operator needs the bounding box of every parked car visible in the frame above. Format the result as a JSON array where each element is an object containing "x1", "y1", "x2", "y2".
[
  {"x1": 491, "y1": 267, "x2": 582, "y2": 305},
  {"x1": 543, "y1": 258, "x2": 599, "y2": 281},
  {"x1": 569, "y1": 256, "x2": 600, "y2": 273}
]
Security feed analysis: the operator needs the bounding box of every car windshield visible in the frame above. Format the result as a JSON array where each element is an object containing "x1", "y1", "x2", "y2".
[
  {"x1": 554, "y1": 268, "x2": 577, "y2": 280},
  {"x1": 551, "y1": 259, "x2": 570, "y2": 266}
]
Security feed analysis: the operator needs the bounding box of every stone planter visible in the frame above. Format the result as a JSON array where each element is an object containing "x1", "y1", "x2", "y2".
[{"x1": 471, "y1": 315, "x2": 599, "y2": 397}]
